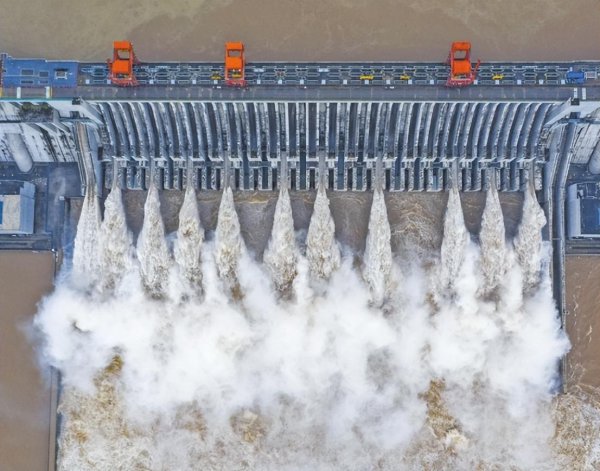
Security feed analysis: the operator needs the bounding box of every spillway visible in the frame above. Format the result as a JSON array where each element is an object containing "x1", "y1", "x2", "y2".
[
  {"x1": 88, "y1": 99, "x2": 588, "y2": 192},
  {"x1": 93, "y1": 101, "x2": 558, "y2": 192},
  {"x1": 1, "y1": 97, "x2": 600, "y2": 194}
]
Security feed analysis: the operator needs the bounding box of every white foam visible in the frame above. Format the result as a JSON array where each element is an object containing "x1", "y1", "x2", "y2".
[
  {"x1": 214, "y1": 187, "x2": 244, "y2": 284},
  {"x1": 32, "y1": 186, "x2": 583, "y2": 470},
  {"x1": 263, "y1": 187, "x2": 298, "y2": 291},
  {"x1": 72, "y1": 189, "x2": 101, "y2": 287},
  {"x1": 363, "y1": 189, "x2": 393, "y2": 304},
  {"x1": 306, "y1": 184, "x2": 340, "y2": 280},
  {"x1": 99, "y1": 187, "x2": 132, "y2": 291},
  {"x1": 479, "y1": 184, "x2": 506, "y2": 296},
  {"x1": 173, "y1": 184, "x2": 204, "y2": 291},
  {"x1": 438, "y1": 187, "x2": 469, "y2": 295},
  {"x1": 136, "y1": 185, "x2": 171, "y2": 298},
  {"x1": 514, "y1": 183, "x2": 547, "y2": 291}
]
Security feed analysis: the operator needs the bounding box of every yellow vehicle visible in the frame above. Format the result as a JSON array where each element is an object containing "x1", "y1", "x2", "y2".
[
  {"x1": 492, "y1": 73, "x2": 504, "y2": 81},
  {"x1": 211, "y1": 73, "x2": 222, "y2": 80},
  {"x1": 360, "y1": 74, "x2": 374, "y2": 81},
  {"x1": 399, "y1": 74, "x2": 411, "y2": 80}
]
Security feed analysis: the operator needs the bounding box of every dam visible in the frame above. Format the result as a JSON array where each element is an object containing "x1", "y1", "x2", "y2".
[
  {"x1": 2, "y1": 41, "x2": 600, "y2": 470},
  {"x1": 0, "y1": 42, "x2": 600, "y2": 196},
  {"x1": 4, "y1": 92, "x2": 600, "y2": 193},
  {"x1": 83, "y1": 100, "x2": 565, "y2": 192},
  {"x1": 3, "y1": 41, "x2": 600, "y2": 305},
  {"x1": 2, "y1": 42, "x2": 600, "y2": 310}
]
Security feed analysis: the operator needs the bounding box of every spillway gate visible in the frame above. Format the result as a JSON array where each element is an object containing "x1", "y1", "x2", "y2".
[
  {"x1": 91, "y1": 100, "x2": 562, "y2": 192},
  {"x1": 1, "y1": 96, "x2": 599, "y2": 192}
]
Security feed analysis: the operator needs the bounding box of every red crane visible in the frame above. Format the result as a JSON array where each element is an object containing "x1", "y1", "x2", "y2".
[
  {"x1": 446, "y1": 42, "x2": 480, "y2": 87},
  {"x1": 224, "y1": 42, "x2": 246, "y2": 87},
  {"x1": 108, "y1": 41, "x2": 139, "y2": 87}
]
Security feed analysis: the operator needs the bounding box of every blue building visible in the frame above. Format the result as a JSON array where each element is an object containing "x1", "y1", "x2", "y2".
[{"x1": 1, "y1": 54, "x2": 78, "y2": 88}]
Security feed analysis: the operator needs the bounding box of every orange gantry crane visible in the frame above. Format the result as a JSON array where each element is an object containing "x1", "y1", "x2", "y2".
[
  {"x1": 224, "y1": 42, "x2": 246, "y2": 87},
  {"x1": 446, "y1": 42, "x2": 480, "y2": 87},
  {"x1": 108, "y1": 41, "x2": 139, "y2": 86}
]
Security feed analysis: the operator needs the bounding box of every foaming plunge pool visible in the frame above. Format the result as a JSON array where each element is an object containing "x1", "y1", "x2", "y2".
[{"x1": 33, "y1": 186, "x2": 600, "y2": 470}]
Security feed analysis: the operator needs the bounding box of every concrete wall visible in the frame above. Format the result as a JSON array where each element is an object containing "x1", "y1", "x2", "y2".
[{"x1": 95, "y1": 100, "x2": 559, "y2": 191}]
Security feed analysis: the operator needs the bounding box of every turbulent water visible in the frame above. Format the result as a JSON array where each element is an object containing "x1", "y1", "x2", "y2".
[
  {"x1": 263, "y1": 187, "x2": 298, "y2": 292},
  {"x1": 363, "y1": 189, "x2": 394, "y2": 305},
  {"x1": 71, "y1": 188, "x2": 101, "y2": 287},
  {"x1": 34, "y1": 184, "x2": 600, "y2": 470},
  {"x1": 305, "y1": 184, "x2": 340, "y2": 280},
  {"x1": 99, "y1": 186, "x2": 132, "y2": 292},
  {"x1": 174, "y1": 184, "x2": 204, "y2": 292},
  {"x1": 479, "y1": 184, "x2": 507, "y2": 297},
  {"x1": 136, "y1": 185, "x2": 171, "y2": 298},
  {"x1": 438, "y1": 187, "x2": 469, "y2": 296},
  {"x1": 514, "y1": 182, "x2": 548, "y2": 291},
  {"x1": 214, "y1": 186, "x2": 244, "y2": 286}
]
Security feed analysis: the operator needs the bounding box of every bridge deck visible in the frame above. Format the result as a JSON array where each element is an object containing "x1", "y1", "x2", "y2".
[
  {"x1": 1, "y1": 52, "x2": 600, "y2": 100},
  {"x1": 12, "y1": 84, "x2": 600, "y2": 102},
  {"x1": 77, "y1": 61, "x2": 600, "y2": 88}
]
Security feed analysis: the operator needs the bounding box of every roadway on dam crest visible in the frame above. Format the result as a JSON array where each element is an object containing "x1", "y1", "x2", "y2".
[{"x1": 47, "y1": 85, "x2": 598, "y2": 102}]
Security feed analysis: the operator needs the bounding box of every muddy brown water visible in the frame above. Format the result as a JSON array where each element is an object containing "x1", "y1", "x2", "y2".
[
  {"x1": 1, "y1": 1, "x2": 600, "y2": 466},
  {"x1": 0, "y1": 0, "x2": 598, "y2": 61},
  {"x1": 565, "y1": 255, "x2": 600, "y2": 395},
  {"x1": 3, "y1": 189, "x2": 597, "y2": 469},
  {"x1": 106, "y1": 189, "x2": 523, "y2": 258},
  {"x1": 0, "y1": 251, "x2": 55, "y2": 471}
]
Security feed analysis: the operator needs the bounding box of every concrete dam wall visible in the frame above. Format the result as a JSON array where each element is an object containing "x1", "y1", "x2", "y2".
[
  {"x1": 94, "y1": 100, "x2": 559, "y2": 192},
  {"x1": 1, "y1": 98, "x2": 600, "y2": 193}
]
